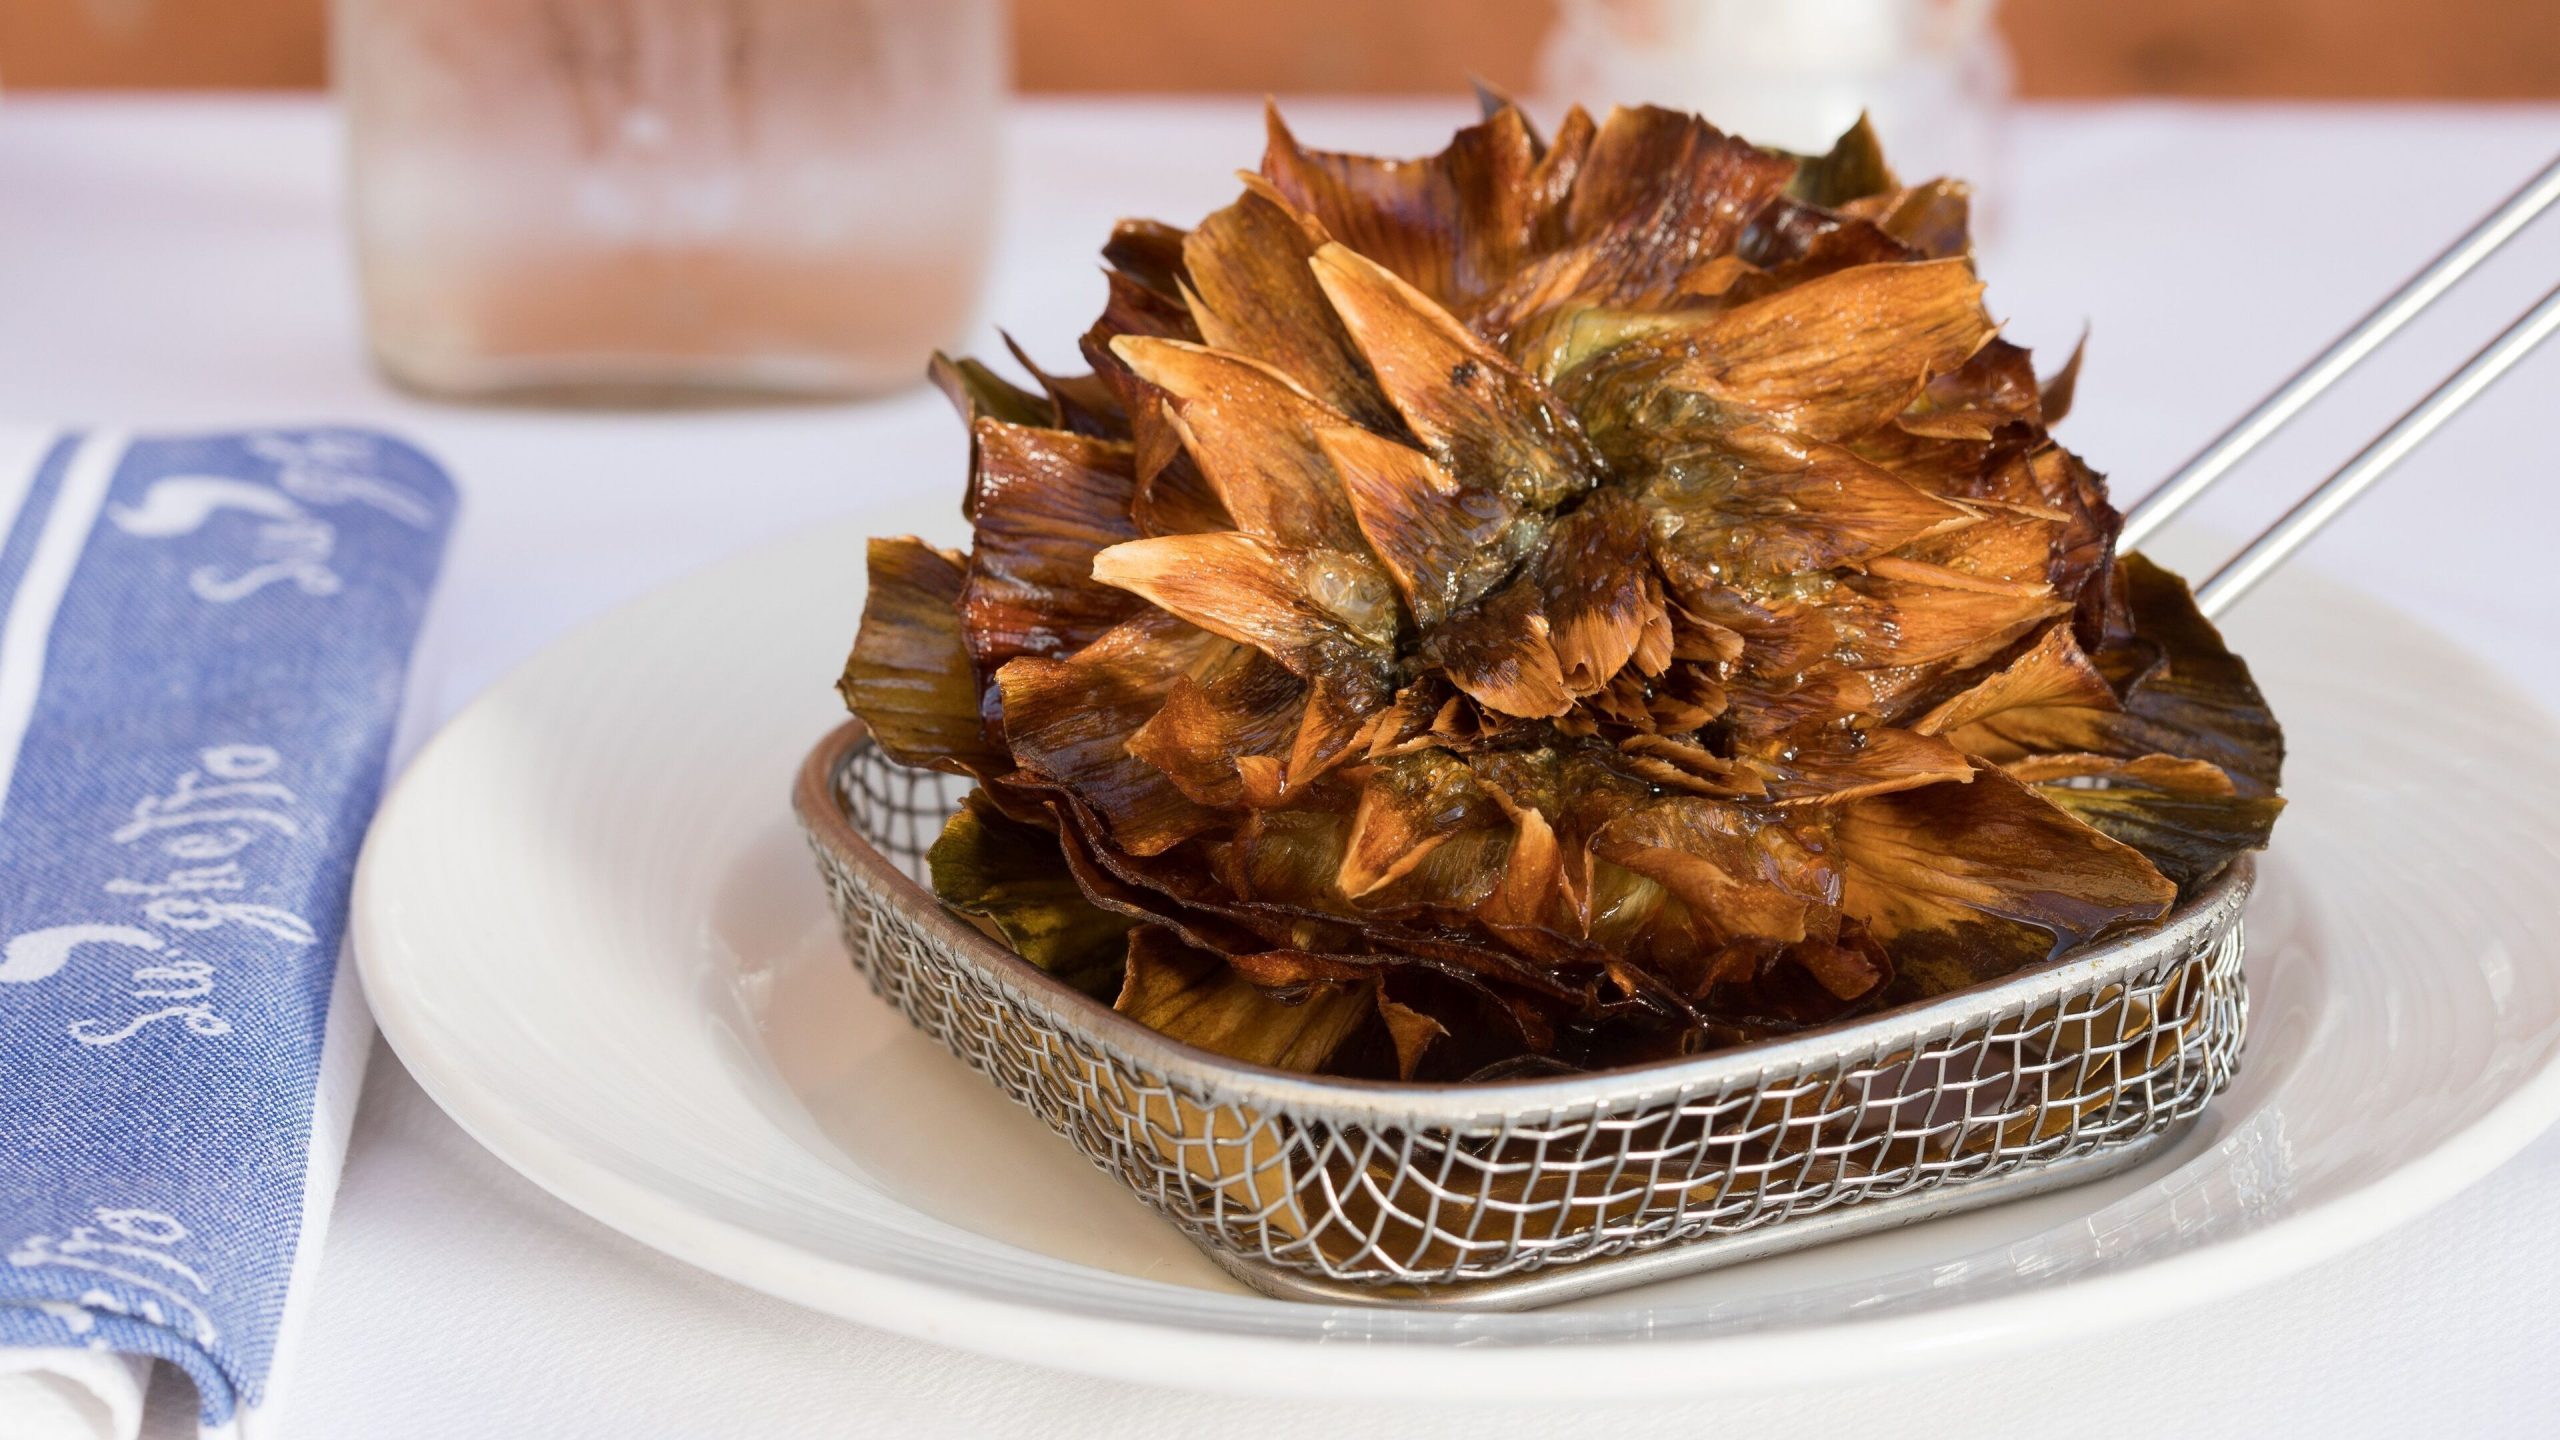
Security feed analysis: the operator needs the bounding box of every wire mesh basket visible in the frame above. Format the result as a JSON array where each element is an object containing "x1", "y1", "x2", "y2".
[{"x1": 794, "y1": 720, "x2": 2250, "y2": 1310}]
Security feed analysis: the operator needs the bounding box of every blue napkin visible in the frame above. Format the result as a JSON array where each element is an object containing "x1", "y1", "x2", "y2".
[{"x1": 0, "y1": 428, "x2": 455, "y2": 1434}]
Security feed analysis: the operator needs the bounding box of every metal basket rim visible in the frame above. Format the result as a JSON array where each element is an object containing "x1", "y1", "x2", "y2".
[{"x1": 794, "y1": 718, "x2": 2253, "y2": 1127}]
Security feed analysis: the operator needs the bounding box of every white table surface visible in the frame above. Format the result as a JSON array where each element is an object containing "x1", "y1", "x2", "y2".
[{"x1": 4, "y1": 94, "x2": 2558, "y2": 1439}]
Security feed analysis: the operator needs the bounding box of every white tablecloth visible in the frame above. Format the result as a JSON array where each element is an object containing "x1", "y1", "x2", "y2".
[{"x1": 3, "y1": 95, "x2": 2557, "y2": 1439}]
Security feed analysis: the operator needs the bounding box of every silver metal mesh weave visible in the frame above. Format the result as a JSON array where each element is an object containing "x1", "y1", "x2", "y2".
[{"x1": 797, "y1": 724, "x2": 2249, "y2": 1308}]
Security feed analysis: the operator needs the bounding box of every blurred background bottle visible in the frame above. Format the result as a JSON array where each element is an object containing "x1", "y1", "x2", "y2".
[
  {"x1": 1540, "y1": 0, "x2": 2008, "y2": 198},
  {"x1": 336, "y1": 0, "x2": 1005, "y2": 404}
]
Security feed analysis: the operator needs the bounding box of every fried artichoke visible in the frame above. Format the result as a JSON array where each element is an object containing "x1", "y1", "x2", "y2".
[{"x1": 843, "y1": 100, "x2": 2284, "y2": 1082}]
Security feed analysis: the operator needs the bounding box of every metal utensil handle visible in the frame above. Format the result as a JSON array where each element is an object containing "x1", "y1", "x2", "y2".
[
  {"x1": 2121, "y1": 152, "x2": 2560, "y2": 551},
  {"x1": 2195, "y1": 282, "x2": 2560, "y2": 618}
]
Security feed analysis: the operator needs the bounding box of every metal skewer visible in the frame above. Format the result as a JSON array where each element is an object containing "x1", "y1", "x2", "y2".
[
  {"x1": 2122, "y1": 152, "x2": 2560, "y2": 551},
  {"x1": 2196, "y1": 282, "x2": 2560, "y2": 618}
]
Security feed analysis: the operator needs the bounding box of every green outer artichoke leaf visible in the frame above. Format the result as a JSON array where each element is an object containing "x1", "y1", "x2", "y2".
[
  {"x1": 2012, "y1": 753, "x2": 2285, "y2": 893},
  {"x1": 928, "y1": 791, "x2": 1134, "y2": 999},
  {"x1": 1114, "y1": 925, "x2": 1372, "y2": 1072}
]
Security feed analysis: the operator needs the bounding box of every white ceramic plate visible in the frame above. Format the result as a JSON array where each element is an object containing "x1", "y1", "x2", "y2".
[{"x1": 353, "y1": 520, "x2": 2560, "y2": 1398}]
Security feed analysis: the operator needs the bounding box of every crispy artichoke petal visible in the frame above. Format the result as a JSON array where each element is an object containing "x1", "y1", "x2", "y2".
[
  {"x1": 1091, "y1": 530, "x2": 1395, "y2": 669},
  {"x1": 1422, "y1": 573, "x2": 1574, "y2": 719},
  {"x1": 1917, "y1": 621, "x2": 2120, "y2": 741},
  {"x1": 844, "y1": 537, "x2": 1003, "y2": 775},
  {"x1": 1115, "y1": 925, "x2": 1372, "y2": 1072},
  {"x1": 1478, "y1": 105, "x2": 1795, "y2": 343},
  {"x1": 2039, "y1": 332, "x2": 2087, "y2": 426},
  {"x1": 992, "y1": 611, "x2": 1227, "y2": 856},
  {"x1": 1537, "y1": 488, "x2": 1667, "y2": 694},
  {"x1": 1644, "y1": 431, "x2": 1978, "y2": 589},
  {"x1": 1259, "y1": 100, "x2": 1548, "y2": 314},
  {"x1": 1338, "y1": 751, "x2": 1483, "y2": 898},
  {"x1": 1319, "y1": 424, "x2": 1514, "y2": 631},
  {"x1": 1590, "y1": 797, "x2": 1824, "y2": 943},
  {"x1": 1849, "y1": 571, "x2": 2070, "y2": 673},
  {"x1": 928, "y1": 351, "x2": 1049, "y2": 432},
  {"x1": 1837, "y1": 763, "x2": 2177, "y2": 995},
  {"x1": 1758, "y1": 726, "x2": 1977, "y2": 806},
  {"x1": 929, "y1": 792, "x2": 1133, "y2": 997},
  {"x1": 1565, "y1": 257, "x2": 1996, "y2": 450},
  {"x1": 1309, "y1": 242, "x2": 1599, "y2": 513},
  {"x1": 1899, "y1": 337, "x2": 2043, "y2": 440},
  {"x1": 2109, "y1": 555, "x2": 2285, "y2": 795},
  {"x1": 1183, "y1": 184, "x2": 1398, "y2": 430},
  {"x1": 1843, "y1": 179, "x2": 1974, "y2": 259},
  {"x1": 1109, "y1": 336, "x2": 1373, "y2": 554},
  {"x1": 1101, "y1": 218, "x2": 1191, "y2": 298},
  {"x1": 1783, "y1": 112, "x2": 1898, "y2": 207},
  {"x1": 1125, "y1": 651, "x2": 1304, "y2": 809},
  {"x1": 960, "y1": 419, "x2": 1144, "y2": 672},
  {"x1": 2009, "y1": 752, "x2": 2285, "y2": 892},
  {"x1": 1939, "y1": 557, "x2": 2283, "y2": 798}
]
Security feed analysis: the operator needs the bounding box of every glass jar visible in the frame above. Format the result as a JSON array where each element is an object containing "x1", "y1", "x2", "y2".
[{"x1": 336, "y1": 0, "x2": 1005, "y2": 403}]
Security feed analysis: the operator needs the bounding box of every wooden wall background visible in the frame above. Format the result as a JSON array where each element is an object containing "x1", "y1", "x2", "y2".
[{"x1": 4, "y1": 0, "x2": 2555, "y2": 97}]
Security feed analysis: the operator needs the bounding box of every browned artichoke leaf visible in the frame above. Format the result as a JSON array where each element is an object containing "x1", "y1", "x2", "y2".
[
  {"x1": 1898, "y1": 337, "x2": 2042, "y2": 440},
  {"x1": 992, "y1": 610, "x2": 1228, "y2": 856},
  {"x1": 1644, "y1": 431, "x2": 1977, "y2": 589},
  {"x1": 928, "y1": 792, "x2": 1132, "y2": 997},
  {"x1": 1083, "y1": 270, "x2": 1202, "y2": 367},
  {"x1": 1883, "y1": 505, "x2": 2066, "y2": 596},
  {"x1": 1285, "y1": 667, "x2": 1397, "y2": 796},
  {"x1": 1377, "y1": 990, "x2": 1449, "y2": 1080},
  {"x1": 1362, "y1": 820, "x2": 1517, "y2": 918},
  {"x1": 1836, "y1": 763, "x2": 2176, "y2": 995},
  {"x1": 1476, "y1": 790, "x2": 1572, "y2": 930},
  {"x1": 998, "y1": 333, "x2": 1126, "y2": 438},
  {"x1": 1537, "y1": 488, "x2": 1667, "y2": 694},
  {"x1": 1783, "y1": 112, "x2": 1897, "y2": 207},
  {"x1": 1842, "y1": 179, "x2": 1973, "y2": 259},
  {"x1": 1100, "y1": 217, "x2": 1190, "y2": 300},
  {"x1": 1615, "y1": 733, "x2": 1760, "y2": 799},
  {"x1": 929, "y1": 351, "x2": 1049, "y2": 429},
  {"x1": 1125, "y1": 649, "x2": 1304, "y2": 809},
  {"x1": 1109, "y1": 336, "x2": 1373, "y2": 555},
  {"x1": 1721, "y1": 219, "x2": 1917, "y2": 308},
  {"x1": 960, "y1": 420, "x2": 1144, "y2": 672},
  {"x1": 1846, "y1": 570, "x2": 2069, "y2": 672},
  {"x1": 1935, "y1": 558, "x2": 2283, "y2": 798},
  {"x1": 1525, "y1": 104, "x2": 1597, "y2": 240},
  {"x1": 1309, "y1": 242, "x2": 1599, "y2": 514},
  {"x1": 1318, "y1": 424, "x2": 1517, "y2": 631},
  {"x1": 2010, "y1": 444, "x2": 2120, "y2": 631},
  {"x1": 1259, "y1": 100, "x2": 1543, "y2": 314},
  {"x1": 1563, "y1": 258, "x2": 1997, "y2": 450},
  {"x1": 1116, "y1": 926, "x2": 1372, "y2": 1073},
  {"x1": 1478, "y1": 105, "x2": 1796, "y2": 344},
  {"x1": 843, "y1": 537, "x2": 1003, "y2": 775},
  {"x1": 1091, "y1": 530, "x2": 1398, "y2": 671},
  {"x1": 1183, "y1": 184, "x2": 1397, "y2": 431},
  {"x1": 2110, "y1": 555, "x2": 2284, "y2": 796},
  {"x1": 2040, "y1": 332, "x2": 2086, "y2": 426},
  {"x1": 1421, "y1": 572, "x2": 1574, "y2": 719},
  {"x1": 1590, "y1": 796, "x2": 1829, "y2": 943},
  {"x1": 1754, "y1": 726, "x2": 1976, "y2": 805},
  {"x1": 2008, "y1": 752, "x2": 2284, "y2": 892},
  {"x1": 1338, "y1": 750, "x2": 1485, "y2": 897},
  {"x1": 1916, "y1": 621, "x2": 2119, "y2": 746}
]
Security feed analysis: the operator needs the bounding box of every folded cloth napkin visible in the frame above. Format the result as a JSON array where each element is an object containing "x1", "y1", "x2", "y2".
[{"x1": 0, "y1": 428, "x2": 454, "y2": 1439}]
